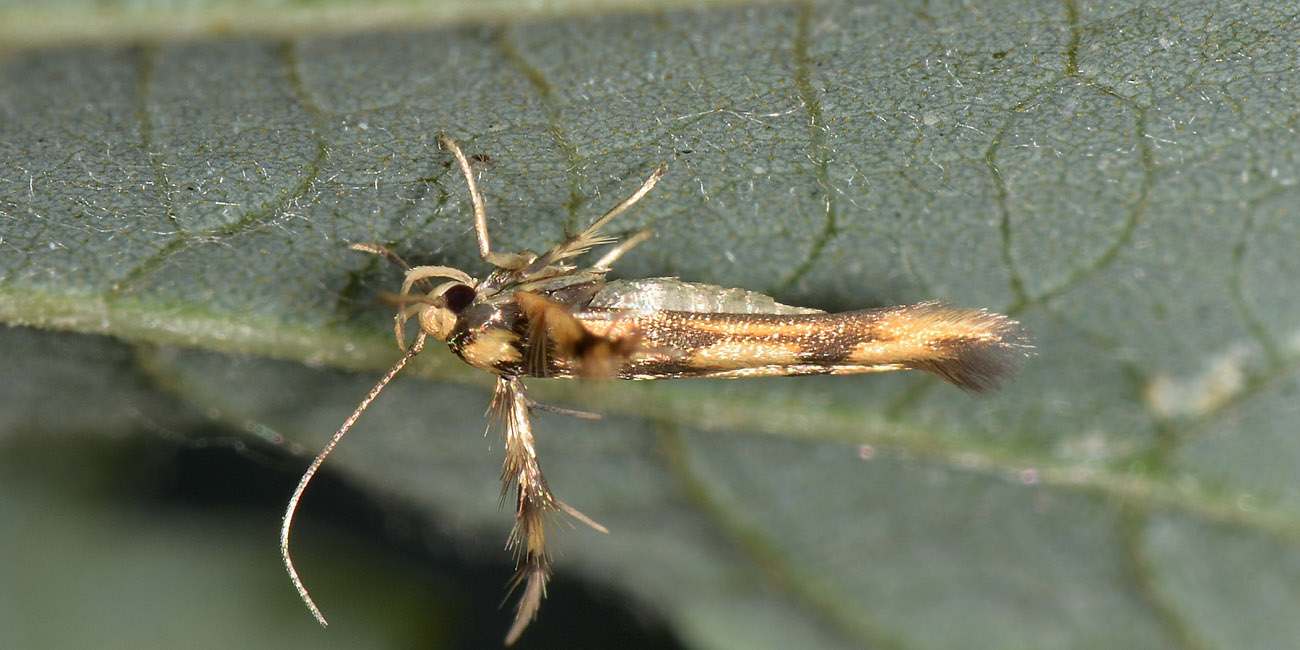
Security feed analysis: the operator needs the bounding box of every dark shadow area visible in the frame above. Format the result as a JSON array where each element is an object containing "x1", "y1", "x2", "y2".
[{"x1": 134, "y1": 431, "x2": 688, "y2": 650}]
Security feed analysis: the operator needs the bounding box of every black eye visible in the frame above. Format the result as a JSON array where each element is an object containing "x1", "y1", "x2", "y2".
[{"x1": 442, "y1": 284, "x2": 476, "y2": 313}]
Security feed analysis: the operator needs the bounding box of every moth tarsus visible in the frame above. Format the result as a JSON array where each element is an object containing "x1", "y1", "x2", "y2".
[{"x1": 283, "y1": 133, "x2": 1029, "y2": 644}]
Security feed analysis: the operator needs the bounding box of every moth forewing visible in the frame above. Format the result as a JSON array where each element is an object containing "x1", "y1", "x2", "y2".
[
  {"x1": 587, "y1": 277, "x2": 825, "y2": 315},
  {"x1": 567, "y1": 303, "x2": 1024, "y2": 388},
  {"x1": 285, "y1": 134, "x2": 1029, "y2": 645},
  {"x1": 556, "y1": 277, "x2": 1026, "y2": 388}
]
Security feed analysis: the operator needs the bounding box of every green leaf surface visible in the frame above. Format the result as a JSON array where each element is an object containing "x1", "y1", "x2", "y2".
[{"x1": 4, "y1": 0, "x2": 1300, "y2": 648}]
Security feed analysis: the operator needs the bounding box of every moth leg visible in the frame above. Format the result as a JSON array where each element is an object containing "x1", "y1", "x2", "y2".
[
  {"x1": 437, "y1": 133, "x2": 488, "y2": 259},
  {"x1": 523, "y1": 394, "x2": 603, "y2": 420},
  {"x1": 522, "y1": 165, "x2": 667, "y2": 276},
  {"x1": 571, "y1": 165, "x2": 667, "y2": 251},
  {"x1": 554, "y1": 500, "x2": 608, "y2": 534},
  {"x1": 349, "y1": 242, "x2": 412, "y2": 272},
  {"x1": 592, "y1": 228, "x2": 654, "y2": 270},
  {"x1": 516, "y1": 292, "x2": 642, "y2": 378},
  {"x1": 437, "y1": 132, "x2": 527, "y2": 270},
  {"x1": 491, "y1": 377, "x2": 609, "y2": 645}
]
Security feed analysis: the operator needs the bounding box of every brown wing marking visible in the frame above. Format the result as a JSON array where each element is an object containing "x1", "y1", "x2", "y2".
[
  {"x1": 516, "y1": 292, "x2": 642, "y2": 378},
  {"x1": 571, "y1": 303, "x2": 1028, "y2": 389}
]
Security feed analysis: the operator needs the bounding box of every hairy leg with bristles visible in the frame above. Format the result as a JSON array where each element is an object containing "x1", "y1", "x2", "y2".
[
  {"x1": 437, "y1": 133, "x2": 527, "y2": 270},
  {"x1": 582, "y1": 165, "x2": 668, "y2": 238},
  {"x1": 524, "y1": 394, "x2": 603, "y2": 420},
  {"x1": 491, "y1": 377, "x2": 606, "y2": 645},
  {"x1": 592, "y1": 229, "x2": 654, "y2": 270},
  {"x1": 521, "y1": 165, "x2": 667, "y2": 276},
  {"x1": 282, "y1": 332, "x2": 428, "y2": 627},
  {"x1": 492, "y1": 376, "x2": 553, "y2": 645}
]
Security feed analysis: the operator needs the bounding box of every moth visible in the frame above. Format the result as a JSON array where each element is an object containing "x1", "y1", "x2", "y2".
[{"x1": 281, "y1": 134, "x2": 1028, "y2": 644}]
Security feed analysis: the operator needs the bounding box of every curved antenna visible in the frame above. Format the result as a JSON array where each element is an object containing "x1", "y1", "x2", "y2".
[{"x1": 281, "y1": 332, "x2": 428, "y2": 625}]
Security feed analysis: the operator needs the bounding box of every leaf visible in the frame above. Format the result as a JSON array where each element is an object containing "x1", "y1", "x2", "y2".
[{"x1": 4, "y1": 1, "x2": 1300, "y2": 648}]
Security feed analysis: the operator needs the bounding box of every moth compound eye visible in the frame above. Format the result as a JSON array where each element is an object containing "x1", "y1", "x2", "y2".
[
  {"x1": 419, "y1": 305, "x2": 458, "y2": 341},
  {"x1": 418, "y1": 282, "x2": 475, "y2": 341},
  {"x1": 443, "y1": 283, "x2": 476, "y2": 313}
]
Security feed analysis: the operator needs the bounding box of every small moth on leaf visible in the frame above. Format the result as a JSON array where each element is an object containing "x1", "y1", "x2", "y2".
[{"x1": 282, "y1": 134, "x2": 1029, "y2": 644}]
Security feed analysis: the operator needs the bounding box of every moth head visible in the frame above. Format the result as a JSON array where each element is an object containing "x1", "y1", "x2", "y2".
[{"x1": 419, "y1": 281, "x2": 477, "y2": 341}]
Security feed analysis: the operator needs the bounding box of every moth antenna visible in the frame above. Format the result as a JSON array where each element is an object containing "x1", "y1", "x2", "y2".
[
  {"x1": 388, "y1": 267, "x2": 475, "y2": 350},
  {"x1": 350, "y1": 245, "x2": 467, "y2": 348},
  {"x1": 281, "y1": 332, "x2": 428, "y2": 626}
]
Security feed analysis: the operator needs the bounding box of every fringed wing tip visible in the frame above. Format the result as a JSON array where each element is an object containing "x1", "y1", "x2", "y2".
[{"x1": 911, "y1": 306, "x2": 1032, "y2": 393}]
